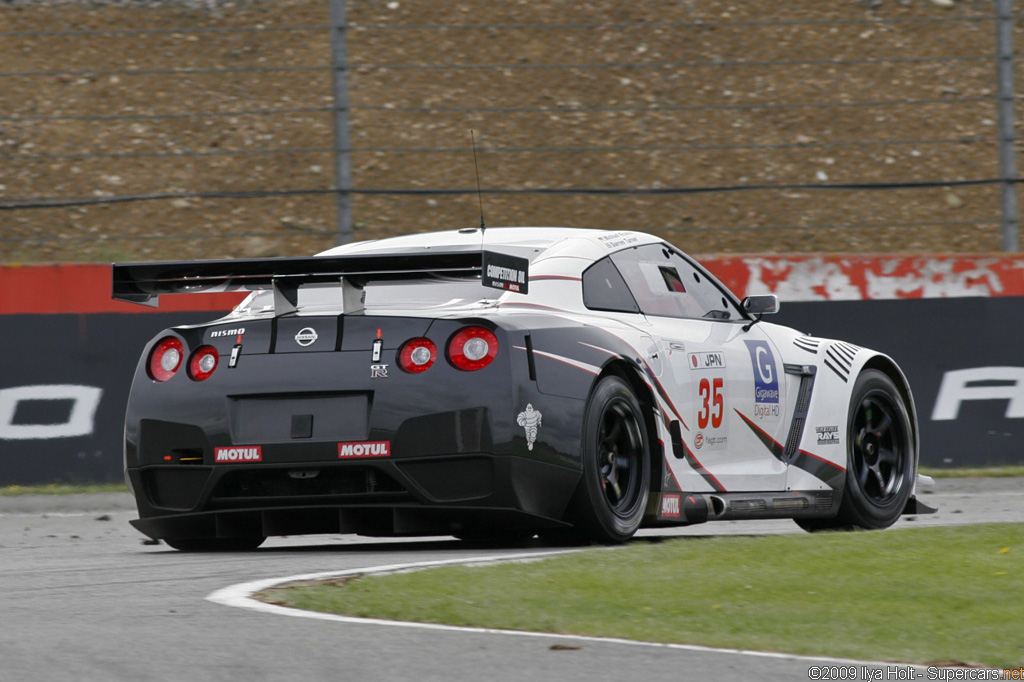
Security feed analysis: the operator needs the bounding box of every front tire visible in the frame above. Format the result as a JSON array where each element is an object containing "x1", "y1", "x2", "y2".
[
  {"x1": 566, "y1": 375, "x2": 650, "y2": 543},
  {"x1": 799, "y1": 369, "x2": 913, "y2": 532}
]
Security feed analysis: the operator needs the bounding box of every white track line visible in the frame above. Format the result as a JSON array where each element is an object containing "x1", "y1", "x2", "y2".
[{"x1": 206, "y1": 550, "x2": 965, "y2": 670}]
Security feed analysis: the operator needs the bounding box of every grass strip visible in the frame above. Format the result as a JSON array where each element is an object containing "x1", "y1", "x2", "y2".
[
  {"x1": 920, "y1": 465, "x2": 1024, "y2": 478},
  {"x1": 0, "y1": 483, "x2": 129, "y2": 497},
  {"x1": 261, "y1": 523, "x2": 1024, "y2": 668}
]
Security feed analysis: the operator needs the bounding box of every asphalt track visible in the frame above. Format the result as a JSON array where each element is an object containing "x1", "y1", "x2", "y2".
[{"x1": 1, "y1": 478, "x2": 1020, "y2": 682}]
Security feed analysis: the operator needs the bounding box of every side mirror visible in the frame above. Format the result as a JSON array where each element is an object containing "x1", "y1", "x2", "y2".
[{"x1": 742, "y1": 294, "x2": 779, "y2": 316}]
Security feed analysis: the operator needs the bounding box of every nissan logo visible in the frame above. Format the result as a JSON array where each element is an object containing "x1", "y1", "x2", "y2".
[{"x1": 294, "y1": 327, "x2": 318, "y2": 347}]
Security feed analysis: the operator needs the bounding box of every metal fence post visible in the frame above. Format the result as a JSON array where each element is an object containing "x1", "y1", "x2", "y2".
[
  {"x1": 997, "y1": 0, "x2": 1019, "y2": 252},
  {"x1": 329, "y1": 0, "x2": 353, "y2": 245}
]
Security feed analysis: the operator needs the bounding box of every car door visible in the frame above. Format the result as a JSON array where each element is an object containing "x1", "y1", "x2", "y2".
[{"x1": 608, "y1": 244, "x2": 789, "y2": 493}]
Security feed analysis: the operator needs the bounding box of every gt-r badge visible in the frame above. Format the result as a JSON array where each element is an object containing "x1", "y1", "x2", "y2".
[
  {"x1": 516, "y1": 403, "x2": 543, "y2": 450},
  {"x1": 295, "y1": 327, "x2": 318, "y2": 347},
  {"x1": 370, "y1": 364, "x2": 389, "y2": 379}
]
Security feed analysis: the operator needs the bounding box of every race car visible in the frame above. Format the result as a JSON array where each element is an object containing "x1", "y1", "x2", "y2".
[{"x1": 113, "y1": 227, "x2": 934, "y2": 550}]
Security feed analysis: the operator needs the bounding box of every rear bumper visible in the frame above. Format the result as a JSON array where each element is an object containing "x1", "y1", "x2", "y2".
[
  {"x1": 124, "y1": 314, "x2": 595, "y2": 540},
  {"x1": 128, "y1": 452, "x2": 580, "y2": 539}
]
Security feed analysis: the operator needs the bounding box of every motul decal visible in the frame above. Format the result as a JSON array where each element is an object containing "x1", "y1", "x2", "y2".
[
  {"x1": 660, "y1": 493, "x2": 681, "y2": 518},
  {"x1": 338, "y1": 441, "x2": 391, "y2": 458},
  {"x1": 214, "y1": 446, "x2": 263, "y2": 463}
]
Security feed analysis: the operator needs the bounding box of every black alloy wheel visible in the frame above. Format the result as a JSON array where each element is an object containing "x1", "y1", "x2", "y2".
[{"x1": 567, "y1": 375, "x2": 650, "y2": 543}]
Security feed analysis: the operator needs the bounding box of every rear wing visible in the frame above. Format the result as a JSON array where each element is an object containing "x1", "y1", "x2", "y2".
[{"x1": 112, "y1": 250, "x2": 528, "y2": 313}]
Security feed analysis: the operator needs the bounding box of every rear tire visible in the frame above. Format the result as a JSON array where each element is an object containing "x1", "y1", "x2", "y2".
[{"x1": 566, "y1": 375, "x2": 650, "y2": 544}]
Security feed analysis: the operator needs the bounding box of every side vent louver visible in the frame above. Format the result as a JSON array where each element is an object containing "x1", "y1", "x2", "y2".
[
  {"x1": 783, "y1": 370, "x2": 815, "y2": 460},
  {"x1": 824, "y1": 341, "x2": 859, "y2": 383},
  {"x1": 793, "y1": 336, "x2": 821, "y2": 354}
]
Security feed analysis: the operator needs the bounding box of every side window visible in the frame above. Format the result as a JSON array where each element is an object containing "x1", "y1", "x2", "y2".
[
  {"x1": 582, "y1": 258, "x2": 640, "y2": 313},
  {"x1": 611, "y1": 244, "x2": 741, "y2": 320}
]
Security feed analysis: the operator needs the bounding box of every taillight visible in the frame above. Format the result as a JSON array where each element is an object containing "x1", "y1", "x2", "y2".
[
  {"x1": 398, "y1": 337, "x2": 437, "y2": 373},
  {"x1": 188, "y1": 345, "x2": 219, "y2": 381},
  {"x1": 148, "y1": 337, "x2": 184, "y2": 382},
  {"x1": 447, "y1": 326, "x2": 498, "y2": 371}
]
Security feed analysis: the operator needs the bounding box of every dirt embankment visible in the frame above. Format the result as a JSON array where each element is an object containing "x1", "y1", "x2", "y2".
[{"x1": 0, "y1": 0, "x2": 1010, "y2": 262}]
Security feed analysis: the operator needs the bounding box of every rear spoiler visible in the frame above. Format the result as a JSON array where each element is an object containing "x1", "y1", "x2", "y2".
[{"x1": 112, "y1": 249, "x2": 528, "y2": 313}]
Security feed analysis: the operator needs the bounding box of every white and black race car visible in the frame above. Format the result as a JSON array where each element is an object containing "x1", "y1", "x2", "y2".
[{"x1": 113, "y1": 227, "x2": 934, "y2": 550}]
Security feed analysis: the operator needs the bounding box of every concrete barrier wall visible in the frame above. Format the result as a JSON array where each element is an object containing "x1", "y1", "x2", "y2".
[
  {"x1": 0, "y1": 264, "x2": 243, "y2": 485},
  {"x1": 1, "y1": 259, "x2": 1020, "y2": 484}
]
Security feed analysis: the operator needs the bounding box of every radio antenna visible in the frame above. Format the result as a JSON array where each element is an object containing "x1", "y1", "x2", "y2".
[{"x1": 470, "y1": 130, "x2": 486, "y2": 231}]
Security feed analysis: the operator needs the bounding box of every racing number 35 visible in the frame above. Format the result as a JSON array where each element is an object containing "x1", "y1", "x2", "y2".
[{"x1": 697, "y1": 377, "x2": 724, "y2": 429}]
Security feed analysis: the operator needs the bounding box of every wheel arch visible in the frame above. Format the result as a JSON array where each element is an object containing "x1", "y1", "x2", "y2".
[
  {"x1": 595, "y1": 359, "x2": 664, "y2": 504},
  {"x1": 859, "y1": 354, "x2": 921, "y2": 472}
]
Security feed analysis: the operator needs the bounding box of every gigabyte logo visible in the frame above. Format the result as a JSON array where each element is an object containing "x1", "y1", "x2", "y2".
[
  {"x1": 689, "y1": 352, "x2": 726, "y2": 370},
  {"x1": 660, "y1": 493, "x2": 681, "y2": 518},
  {"x1": 295, "y1": 327, "x2": 318, "y2": 347},
  {"x1": 211, "y1": 328, "x2": 245, "y2": 338},
  {"x1": 370, "y1": 364, "x2": 389, "y2": 379},
  {"x1": 338, "y1": 441, "x2": 391, "y2": 458},
  {"x1": 215, "y1": 446, "x2": 262, "y2": 463}
]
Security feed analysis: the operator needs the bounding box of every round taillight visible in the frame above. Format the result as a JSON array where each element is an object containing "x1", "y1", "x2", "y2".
[
  {"x1": 447, "y1": 326, "x2": 498, "y2": 371},
  {"x1": 148, "y1": 337, "x2": 184, "y2": 382},
  {"x1": 188, "y1": 345, "x2": 219, "y2": 381},
  {"x1": 398, "y1": 337, "x2": 437, "y2": 373}
]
